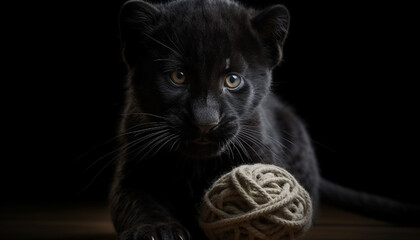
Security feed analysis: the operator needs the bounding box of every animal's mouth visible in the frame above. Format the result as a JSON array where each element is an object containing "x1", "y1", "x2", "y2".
[
  {"x1": 193, "y1": 141, "x2": 213, "y2": 146},
  {"x1": 190, "y1": 137, "x2": 215, "y2": 145},
  {"x1": 176, "y1": 118, "x2": 239, "y2": 159},
  {"x1": 181, "y1": 139, "x2": 220, "y2": 159}
]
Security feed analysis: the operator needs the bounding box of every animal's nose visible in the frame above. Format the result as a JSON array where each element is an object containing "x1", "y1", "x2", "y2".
[
  {"x1": 193, "y1": 122, "x2": 218, "y2": 134},
  {"x1": 190, "y1": 95, "x2": 220, "y2": 132}
]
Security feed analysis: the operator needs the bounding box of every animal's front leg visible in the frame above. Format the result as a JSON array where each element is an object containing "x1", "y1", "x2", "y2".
[
  {"x1": 118, "y1": 223, "x2": 189, "y2": 240},
  {"x1": 111, "y1": 188, "x2": 190, "y2": 240}
]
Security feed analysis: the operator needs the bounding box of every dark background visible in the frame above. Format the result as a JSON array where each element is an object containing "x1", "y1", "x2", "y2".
[{"x1": 3, "y1": 0, "x2": 419, "y2": 205}]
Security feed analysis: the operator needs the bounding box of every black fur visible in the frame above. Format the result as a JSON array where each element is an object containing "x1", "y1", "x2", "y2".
[{"x1": 110, "y1": 0, "x2": 419, "y2": 239}]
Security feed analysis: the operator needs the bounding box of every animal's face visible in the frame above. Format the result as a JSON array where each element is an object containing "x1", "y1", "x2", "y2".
[{"x1": 120, "y1": 0, "x2": 289, "y2": 159}]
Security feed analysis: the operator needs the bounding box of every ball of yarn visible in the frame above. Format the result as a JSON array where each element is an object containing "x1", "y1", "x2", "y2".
[{"x1": 199, "y1": 164, "x2": 313, "y2": 240}]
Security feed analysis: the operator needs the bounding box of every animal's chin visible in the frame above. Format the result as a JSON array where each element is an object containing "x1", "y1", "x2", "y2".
[{"x1": 179, "y1": 141, "x2": 222, "y2": 159}]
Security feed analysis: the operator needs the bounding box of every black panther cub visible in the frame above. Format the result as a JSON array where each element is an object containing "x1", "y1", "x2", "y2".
[{"x1": 110, "y1": 0, "x2": 419, "y2": 239}]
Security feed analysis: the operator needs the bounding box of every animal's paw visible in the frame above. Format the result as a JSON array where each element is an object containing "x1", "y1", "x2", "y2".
[{"x1": 118, "y1": 223, "x2": 190, "y2": 240}]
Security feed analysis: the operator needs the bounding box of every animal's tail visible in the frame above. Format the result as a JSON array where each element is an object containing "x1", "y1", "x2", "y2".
[{"x1": 320, "y1": 178, "x2": 420, "y2": 226}]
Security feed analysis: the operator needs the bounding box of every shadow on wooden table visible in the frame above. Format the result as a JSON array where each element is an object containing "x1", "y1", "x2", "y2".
[
  {"x1": 0, "y1": 201, "x2": 116, "y2": 240},
  {"x1": 1, "y1": 201, "x2": 419, "y2": 240}
]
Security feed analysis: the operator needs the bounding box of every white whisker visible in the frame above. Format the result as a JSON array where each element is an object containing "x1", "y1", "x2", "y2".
[
  {"x1": 229, "y1": 139, "x2": 246, "y2": 163},
  {"x1": 237, "y1": 133, "x2": 264, "y2": 162},
  {"x1": 234, "y1": 136, "x2": 251, "y2": 160},
  {"x1": 144, "y1": 33, "x2": 183, "y2": 58},
  {"x1": 151, "y1": 134, "x2": 179, "y2": 157},
  {"x1": 137, "y1": 132, "x2": 173, "y2": 161},
  {"x1": 120, "y1": 112, "x2": 168, "y2": 121}
]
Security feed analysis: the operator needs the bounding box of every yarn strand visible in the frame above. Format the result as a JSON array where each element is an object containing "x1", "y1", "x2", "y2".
[{"x1": 200, "y1": 164, "x2": 312, "y2": 240}]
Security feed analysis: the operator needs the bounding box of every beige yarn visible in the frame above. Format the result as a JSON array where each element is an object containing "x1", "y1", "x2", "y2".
[{"x1": 199, "y1": 164, "x2": 312, "y2": 240}]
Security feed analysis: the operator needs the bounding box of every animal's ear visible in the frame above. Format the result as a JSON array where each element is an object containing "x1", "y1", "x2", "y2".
[
  {"x1": 251, "y1": 5, "x2": 290, "y2": 67},
  {"x1": 119, "y1": 0, "x2": 160, "y2": 40},
  {"x1": 119, "y1": 0, "x2": 160, "y2": 66}
]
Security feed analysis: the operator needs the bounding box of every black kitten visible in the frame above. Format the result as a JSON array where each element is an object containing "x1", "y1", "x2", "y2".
[{"x1": 110, "y1": 0, "x2": 419, "y2": 239}]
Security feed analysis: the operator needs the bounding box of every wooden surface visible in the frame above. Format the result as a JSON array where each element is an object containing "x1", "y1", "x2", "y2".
[
  {"x1": 1, "y1": 202, "x2": 419, "y2": 240},
  {"x1": 302, "y1": 205, "x2": 420, "y2": 240}
]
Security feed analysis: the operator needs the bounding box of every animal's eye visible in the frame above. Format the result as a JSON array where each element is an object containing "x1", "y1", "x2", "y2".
[
  {"x1": 225, "y1": 74, "x2": 242, "y2": 89},
  {"x1": 170, "y1": 69, "x2": 186, "y2": 84}
]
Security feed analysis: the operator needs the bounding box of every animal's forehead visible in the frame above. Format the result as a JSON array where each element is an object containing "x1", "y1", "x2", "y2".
[
  {"x1": 163, "y1": 0, "x2": 249, "y2": 35},
  {"x1": 151, "y1": 1, "x2": 258, "y2": 72},
  {"x1": 159, "y1": 16, "x2": 252, "y2": 62}
]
